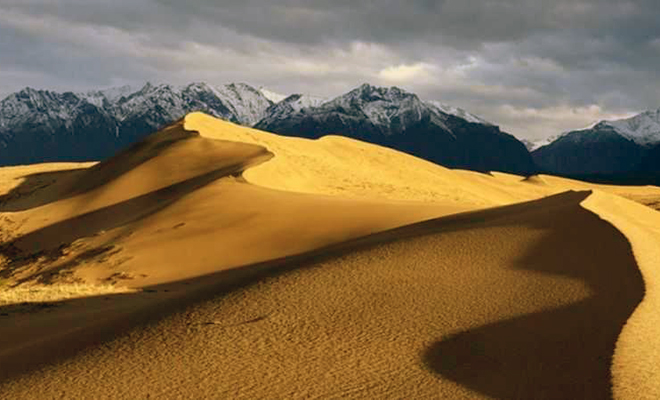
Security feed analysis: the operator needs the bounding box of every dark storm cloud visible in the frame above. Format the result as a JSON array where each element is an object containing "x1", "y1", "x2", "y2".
[
  {"x1": 1, "y1": 0, "x2": 659, "y2": 139},
  {"x1": 153, "y1": 0, "x2": 660, "y2": 48}
]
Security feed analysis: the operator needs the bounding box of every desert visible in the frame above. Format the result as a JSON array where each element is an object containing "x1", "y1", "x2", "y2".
[{"x1": 0, "y1": 113, "x2": 658, "y2": 399}]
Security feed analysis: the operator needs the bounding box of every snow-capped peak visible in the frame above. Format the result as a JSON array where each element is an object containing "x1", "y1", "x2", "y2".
[
  {"x1": 326, "y1": 84, "x2": 427, "y2": 129},
  {"x1": 281, "y1": 94, "x2": 327, "y2": 111},
  {"x1": 524, "y1": 135, "x2": 559, "y2": 151},
  {"x1": 597, "y1": 109, "x2": 660, "y2": 146},
  {"x1": 344, "y1": 83, "x2": 413, "y2": 103},
  {"x1": 209, "y1": 83, "x2": 273, "y2": 126},
  {"x1": 426, "y1": 101, "x2": 492, "y2": 125},
  {"x1": 255, "y1": 93, "x2": 328, "y2": 126},
  {"x1": 82, "y1": 85, "x2": 136, "y2": 103},
  {"x1": 259, "y1": 87, "x2": 287, "y2": 103},
  {"x1": 528, "y1": 109, "x2": 660, "y2": 151},
  {"x1": 0, "y1": 87, "x2": 81, "y2": 125}
]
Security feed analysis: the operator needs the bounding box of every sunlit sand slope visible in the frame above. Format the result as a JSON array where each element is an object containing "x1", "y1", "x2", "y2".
[
  {"x1": 187, "y1": 111, "x2": 660, "y2": 209},
  {"x1": 0, "y1": 115, "x2": 472, "y2": 383},
  {"x1": 185, "y1": 112, "x2": 546, "y2": 206},
  {"x1": 0, "y1": 112, "x2": 658, "y2": 398},
  {"x1": 0, "y1": 191, "x2": 643, "y2": 399},
  {"x1": 583, "y1": 191, "x2": 660, "y2": 399},
  {"x1": 0, "y1": 117, "x2": 467, "y2": 288}
]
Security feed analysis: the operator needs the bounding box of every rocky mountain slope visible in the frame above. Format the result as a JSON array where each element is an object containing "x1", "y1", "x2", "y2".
[
  {"x1": 255, "y1": 84, "x2": 534, "y2": 174},
  {"x1": 0, "y1": 83, "x2": 273, "y2": 165},
  {"x1": 0, "y1": 82, "x2": 534, "y2": 174},
  {"x1": 532, "y1": 111, "x2": 660, "y2": 175}
]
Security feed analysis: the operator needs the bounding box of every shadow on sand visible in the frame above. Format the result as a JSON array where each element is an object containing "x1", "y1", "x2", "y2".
[
  {"x1": 0, "y1": 191, "x2": 645, "y2": 399},
  {"x1": 421, "y1": 191, "x2": 643, "y2": 399},
  {"x1": 0, "y1": 154, "x2": 270, "y2": 285},
  {"x1": 0, "y1": 168, "x2": 88, "y2": 212},
  {"x1": 0, "y1": 120, "x2": 199, "y2": 213}
]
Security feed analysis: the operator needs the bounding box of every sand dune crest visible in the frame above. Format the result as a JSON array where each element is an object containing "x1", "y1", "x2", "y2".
[
  {"x1": 0, "y1": 112, "x2": 658, "y2": 397},
  {"x1": 583, "y1": 191, "x2": 660, "y2": 399},
  {"x1": 0, "y1": 190, "x2": 646, "y2": 399}
]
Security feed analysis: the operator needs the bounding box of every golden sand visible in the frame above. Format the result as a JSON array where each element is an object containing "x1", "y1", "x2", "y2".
[
  {"x1": 583, "y1": 192, "x2": 660, "y2": 399},
  {"x1": 0, "y1": 112, "x2": 658, "y2": 398}
]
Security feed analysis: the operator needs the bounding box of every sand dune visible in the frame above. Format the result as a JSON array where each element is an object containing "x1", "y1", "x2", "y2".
[
  {"x1": 0, "y1": 114, "x2": 470, "y2": 382},
  {"x1": 0, "y1": 191, "x2": 645, "y2": 399},
  {"x1": 583, "y1": 192, "x2": 660, "y2": 399},
  {"x1": 185, "y1": 112, "x2": 511, "y2": 207},
  {"x1": 186, "y1": 113, "x2": 660, "y2": 211},
  {"x1": 0, "y1": 112, "x2": 659, "y2": 398},
  {"x1": 0, "y1": 117, "x2": 467, "y2": 288}
]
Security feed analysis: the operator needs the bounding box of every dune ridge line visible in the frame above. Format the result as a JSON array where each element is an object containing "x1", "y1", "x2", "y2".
[
  {"x1": 582, "y1": 191, "x2": 660, "y2": 399},
  {"x1": 0, "y1": 189, "x2": 645, "y2": 399},
  {"x1": 0, "y1": 112, "x2": 657, "y2": 397}
]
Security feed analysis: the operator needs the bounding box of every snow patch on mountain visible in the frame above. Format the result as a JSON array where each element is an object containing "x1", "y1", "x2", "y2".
[
  {"x1": 324, "y1": 84, "x2": 429, "y2": 129},
  {"x1": 534, "y1": 110, "x2": 660, "y2": 151},
  {"x1": 0, "y1": 88, "x2": 81, "y2": 130},
  {"x1": 257, "y1": 84, "x2": 498, "y2": 136},
  {"x1": 256, "y1": 93, "x2": 328, "y2": 126},
  {"x1": 209, "y1": 83, "x2": 274, "y2": 125},
  {"x1": 526, "y1": 135, "x2": 559, "y2": 151},
  {"x1": 291, "y1": 94, "x2": 327, "y2": 110},
  {"x1": 282, "y1": 94, "x2": 327, "y2": 112},
  {"x1": 2, "y1": 81, "x2": 501, "y2": 147},
  {"x1": 259, "y1": 88, "x2": 287, "y2": 103},
  {"x1": 0, "y1": 82, "x2": 274, "y2": 141},
  {"x1": 80, "y1": 85, "x2": 136, "y2": 107},
  {"x1": 106, "y1": 82, "x2": 273, "y2": 126},
  {"x1": 427, "y1": 101, "x2": 492, "y2": 125},
  {"x1": 600, "y1": 110, "x2": 660, "y2": 146}
]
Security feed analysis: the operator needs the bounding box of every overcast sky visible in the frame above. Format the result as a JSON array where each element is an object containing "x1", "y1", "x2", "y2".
[{"x1": 1, "y1": 0, "x2": 659, "y2": 140}]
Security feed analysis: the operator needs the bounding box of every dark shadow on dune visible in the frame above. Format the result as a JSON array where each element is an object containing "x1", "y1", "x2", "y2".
[
  {"x1": 0, "y1": 224, "x2": 407, "y2": 382},
  {"x1": 0, "y1": 192, "x2": 585, "y2": 382},
  {"x1": 64, "y1": 119, "x2": 200, "y2": 197},
  {"x1": 0, "y1": 120, "x2": 196, "y2": 212},
  {"x1": 0, "y1": 153, "x2": 271, "y2": 284},
  {"x1": 0, "y1": 168, "x2": 88, "y2": 212},
  {"x1": 422, "y1": 191, "x2": 643, "y2": 400},
  {"x1": 424, "y1": 299, "x2": 624, "y2": 400},
  {"x1": 0, "y1": 191, "x2": 645, "y2": 399}
]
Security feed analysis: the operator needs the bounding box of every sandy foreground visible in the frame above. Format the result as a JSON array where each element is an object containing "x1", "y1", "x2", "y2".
[{"x1": 0, "y1": 113, "x2": 659, "y2": 399}]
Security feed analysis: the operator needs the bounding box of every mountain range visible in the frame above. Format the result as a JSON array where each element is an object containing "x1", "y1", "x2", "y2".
[
  {"x1": 255, "y1": 84, "x2": 534, "y2": 174},
  {"x1": 2, "y1": 81, "x2": 659, "y2": 182},
  {"x1": 0, "y1": 82, "x2": 272, "y2": 165},
  {"x1": 0, "y1": 82, "x2": 534, "y2": 174},
  {"x1": 531, "y1": 110, "x2": 660, "y2": 179}
]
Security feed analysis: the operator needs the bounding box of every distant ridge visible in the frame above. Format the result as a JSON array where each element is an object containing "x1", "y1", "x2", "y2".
[
  {"x1": 0, "y1": 82, "x2": 533, "y2": 174},
  {"x1": 254, "y1": 83, "x2": 535, "y2": 174},
  {"x1": 0, "y1": 83, "x2": 273, "y2": 166},
  {"x1": 531, "y1": 110, "x2": 660, "y2": 176}
]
